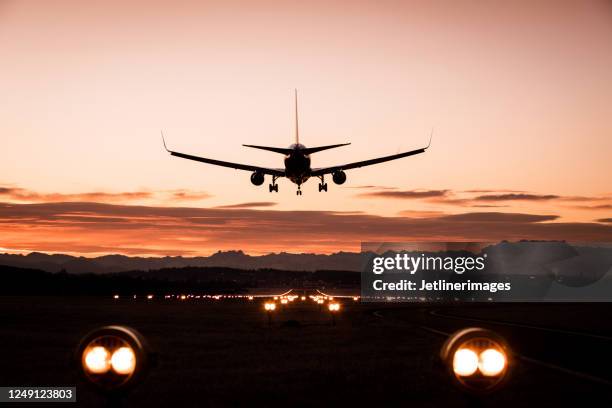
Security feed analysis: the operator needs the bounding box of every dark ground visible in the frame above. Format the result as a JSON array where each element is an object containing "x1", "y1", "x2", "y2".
[{"x1": 1, "y1": 296, "x2": 611, "y2": 407}]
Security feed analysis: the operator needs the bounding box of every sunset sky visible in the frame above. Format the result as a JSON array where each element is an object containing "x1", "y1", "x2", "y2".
[{"x1": 1, "y1": 0, "x2": 611, "y2": 255}]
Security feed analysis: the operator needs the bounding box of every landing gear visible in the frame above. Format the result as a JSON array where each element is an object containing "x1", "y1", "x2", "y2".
[
  {"x1": 318, "y1": 176, "x2": 328, "y2": 192},
  {"x1": 269, "y1": 176, "x2": 279, "y2": 193},
  {"x1": 296, "y1": 185, "x2": 302, "y2": 196}
]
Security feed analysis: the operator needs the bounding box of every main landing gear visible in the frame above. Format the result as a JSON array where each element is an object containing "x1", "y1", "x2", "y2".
[
  {"x1": 296, "y1": 185, "x2": 302, "y2": 196},
  {"x1": 318, "y1": 176, "x2": 328, "y2": 192},
  {"x1": 269, "y1": 176, "x2": 279, "y2": 192}
]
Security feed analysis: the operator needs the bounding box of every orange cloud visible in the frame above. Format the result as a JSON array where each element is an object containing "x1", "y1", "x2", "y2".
[{"x1": 0, "y1": 201, "x2": 610, "y2": 256}]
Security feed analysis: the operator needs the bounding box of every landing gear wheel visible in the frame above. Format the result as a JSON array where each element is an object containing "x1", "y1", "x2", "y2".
[
  {"x1": 296, "y1": 190, "x2": 302, "y2": 196},
  {"x1": 269, "y1": 183, "x2": 278, "y2": 193},
  {"x1": 318, "y1": 183, "x2": 328, "y2": 192}
]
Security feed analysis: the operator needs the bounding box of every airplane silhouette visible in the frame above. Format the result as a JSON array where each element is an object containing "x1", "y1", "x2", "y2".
[{"x1": 162, "y1": 90, "x2": 432, "y2": 195}]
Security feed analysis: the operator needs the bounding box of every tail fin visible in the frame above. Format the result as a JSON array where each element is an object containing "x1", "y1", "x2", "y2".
[{"x1": 294, "y1": 89, "x2": 299, "y2": 144}]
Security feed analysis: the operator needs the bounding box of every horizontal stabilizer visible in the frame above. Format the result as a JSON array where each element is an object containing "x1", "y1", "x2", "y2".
[
  {"x1": 301, "y1": 143, "x2": 351, "y2": 155},
  {"x1": 242, "y1": 145, "x2": 293, "y2": 155}
]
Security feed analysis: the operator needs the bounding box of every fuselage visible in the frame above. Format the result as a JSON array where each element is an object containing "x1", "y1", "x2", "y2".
[{"x1": 284, "y1": 144, "x2": 311, "y2": 185}]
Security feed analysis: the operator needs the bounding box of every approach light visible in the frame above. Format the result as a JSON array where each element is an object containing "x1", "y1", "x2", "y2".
[
  {"x1": 113, "y1": 295, "x2": 119, "y2": 300},
  {"x1": 440, "y1": 327, "x2": 511, "y2": 394},
  {"x1": 280, "y1": 298, "x2": 288, "y2": 304},
  {"x1": 328, "y1": 303, "x2": 341, "y2": 312},
  {"x1": 353, "y1": 296, "x2": 359, "y2": 301},
  {"x1": 76, "y1": 326, "x2": 152, "y2": 393},
  {"x1": 248, "y1": 296, "x2": 254, "y2": 301},
  {"x1": 264, "y1": 302, "x2": 277, "y2": 311},
  {"x1": 301, "y1": 296, "x2": 306, "y2": 301}
]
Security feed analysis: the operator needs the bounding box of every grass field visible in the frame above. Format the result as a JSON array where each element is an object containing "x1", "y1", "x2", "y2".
[{"x1": 1, "y1": 296, "x2": 611, "y2": 407}]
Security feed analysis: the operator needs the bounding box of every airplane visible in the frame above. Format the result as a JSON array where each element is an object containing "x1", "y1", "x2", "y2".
[{"x1": 162, "y1": 90, "x2": 432, "y2": 195}]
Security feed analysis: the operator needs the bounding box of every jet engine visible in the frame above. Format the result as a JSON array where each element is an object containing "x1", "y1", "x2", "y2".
[
  {"x1": 250, "y1": 172, "x2": 265, "y2": 186},
  {"x1": 332, "y1": 170, "x2": 347, "y2": 185}
]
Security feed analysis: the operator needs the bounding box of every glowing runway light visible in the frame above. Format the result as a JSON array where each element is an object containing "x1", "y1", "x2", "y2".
[
  {"x1": 453, "y1": 348, "x2": 479, "y2": 376},
  {"x1": 440, "y1": 327, "x2": 511, "y2": 394},
  {"x1": 264, "y1": 302, "x2": 276, "y2": 311},
  {"x1": 280, "y1": 298, "x2": 288, "y2": 304},
  {"x1": 328, "y1": 303, "x2": 341, "y2": 312},
  {"x1": 479, "y1": 348, "x2": 506, "y2": 377},
  {"x1": 76, "y1": 326, "x2": 152, "y2": 394},
  {"x1": 84, "y1": 346, "x2": 111, "y2": 374},
  {"x1": 111, "y1": 347, "x2": 136, "y2": 375},
  {"x1": 113, "y1": 295, "x2": 119, "y2": 300}
]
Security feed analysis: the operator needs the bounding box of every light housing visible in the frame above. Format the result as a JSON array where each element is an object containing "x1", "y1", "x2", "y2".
[
  {"x1": 440, "y1": 327, "x2": 511, "y2": 394},
  {"x1": 76, "y1": 326, "x2": 152, "y2": 393}
]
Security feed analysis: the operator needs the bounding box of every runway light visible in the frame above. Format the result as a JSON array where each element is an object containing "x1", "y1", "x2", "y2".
[
  {"x1": 328, "y1": 303, "x2": 341, "y2": 312},
  {"x1": 147, "y1": 295, "x2": 153, "y2": 300},
  {"x1": 440, "y1": 327, "x2": 511, "y2": 394},
  {"x1": 76, "y1": 326, "x2": 152, "y2": 393},
  {"x1": 248, "y1": 296, "x2": 254, "y2": 301},
  {"x1": 301, "y1": 296, "x2": 306, "y2": 301},
  {"x1": 84, "y1": 346, "x2": 111, "y2": 374},
  {"x1": 353, "y1": 296, "x2": 359, "y2": 301},
  {"x1": 280, "y1": 298, "x2": 288, "y2": 304},
  {"x1": 453, "y1": 348, "x2": 479, "y2": 376},
  {"x1": 111, "y1": 347, "x2": 136, "y2": 375},
  {"x1": 113, "y1": 295, "x2": 119, "y2": 300},
  {"x1": 479, "y1": 348, "x2": 506, "y2": 377},
  {"x1": 264, "y1": 302, "x2": 276, "y2": 311}
]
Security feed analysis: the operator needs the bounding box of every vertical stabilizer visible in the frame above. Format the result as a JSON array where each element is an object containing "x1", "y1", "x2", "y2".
[{"x1": 294, "y1": 89, "x2": 299, "y2": 144}]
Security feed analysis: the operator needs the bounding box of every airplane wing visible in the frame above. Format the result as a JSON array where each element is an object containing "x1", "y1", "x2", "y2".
[
  {"x1": 162, "y1": 134, "x2": 285, "y2": 177},
  {"x1": 311, "y1": 142, "x2": 430, "y2": 177}
]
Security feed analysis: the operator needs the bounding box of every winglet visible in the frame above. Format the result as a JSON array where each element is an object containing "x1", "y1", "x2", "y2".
[
  {"x1": 161, "y1": 130, "x2": 170, "y2": 152},
  {"x1": 425, "y1": 128, "x2": 433, "y2": 149}
]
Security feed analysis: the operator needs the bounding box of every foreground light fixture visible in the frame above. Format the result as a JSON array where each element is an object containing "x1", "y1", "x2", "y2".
[
  {"x1": 76, "y1": 326, "x2": 152, "y2": 393},
  {"x1": 328, "y1": 303, "x2": 341, "y2": 312},
  {"x1": 440, "y1": 327, "x2": 511, "y2": 394}
]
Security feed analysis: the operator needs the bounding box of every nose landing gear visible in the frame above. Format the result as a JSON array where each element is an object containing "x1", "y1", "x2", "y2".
[{"x1": 296, "y1": 185, "x2": 302, "y2": 196}]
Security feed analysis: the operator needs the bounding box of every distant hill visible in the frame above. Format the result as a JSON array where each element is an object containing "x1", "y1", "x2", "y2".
[
  {"x1": 0, "y1": 251, "x2": 365, "y2": 274},
  {"x1": 1, "y1": 241, "x2": 609, "y2": 278}
]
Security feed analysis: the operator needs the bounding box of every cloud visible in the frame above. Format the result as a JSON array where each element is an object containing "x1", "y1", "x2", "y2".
[
  {"x1": 437, "y1": 212, "x2": 558, "y2": 223},
  {"x1": 0, "y1": 185, "x2": 212, "y2": 204},
  {"x1": 358, "y1": 189, "x2": 449, "y2": 199},
  {"x1": 573, "y1": 204, "x2": 612, "y2": 210},
  {"x1": 474, "y1": 193, "x2": 560, "y2": 201},
  {"x1": 216, "y1": 202, "x2": 278, "y2": 209},
  {"x1": 0, "y1": 186, "x2": 152, "y2": 203},
  {"x1": 169, "y1": 190, "x2": 211, "y2": 201},
  {"x1": 0, "y1": 202, "x2": 610, "y2": 256}
]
